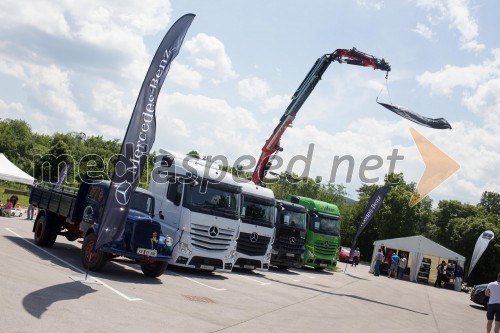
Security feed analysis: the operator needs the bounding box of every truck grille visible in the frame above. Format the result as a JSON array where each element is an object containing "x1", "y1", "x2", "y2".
[
  {"x1": 276, "y1": 235, "x2": 305, "y2": 254},
  {"x1": 314, "y1": 239, "x2": 337, "y2": 256},
  {"x1": 236, "y1": 232, "x2": 271, "y2": 256},
  {"x1": 191, "y1": 223, "x2": 235, "y2": 252}
]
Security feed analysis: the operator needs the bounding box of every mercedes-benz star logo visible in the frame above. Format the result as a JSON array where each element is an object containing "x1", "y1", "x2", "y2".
[
  {"x1": 115, "y1": 181, "x2": 133, "y2": 205},
  {"x1": 289, "y1": 237, "x2": 296, "y2": 245},
  {"x1": 208, "y1": 226, "x2": 219, "y2": 237},
  {"x1": 324, "y1": 240, "x2": 329, "y2": 247},
  {"x1": 250, "y1": 232, "x2": 259, "y2": 243}
]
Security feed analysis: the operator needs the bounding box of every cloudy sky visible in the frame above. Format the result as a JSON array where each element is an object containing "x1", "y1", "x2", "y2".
[{"x1": 0, "y1": 0, "x2": 498, "y2": 205}]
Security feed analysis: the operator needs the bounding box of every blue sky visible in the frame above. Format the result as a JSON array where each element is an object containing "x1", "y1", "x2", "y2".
[{"x1": 0, "y1": 0, "x2": 498, "y2": 205}]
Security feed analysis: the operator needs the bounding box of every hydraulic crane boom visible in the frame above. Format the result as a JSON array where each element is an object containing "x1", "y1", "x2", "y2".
[{"x1": 251, "y1": 47, "x2": 391, "y2": 185}]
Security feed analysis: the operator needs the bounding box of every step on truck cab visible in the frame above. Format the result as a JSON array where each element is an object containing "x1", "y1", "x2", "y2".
[
  {"x1": 233, "y1": 182, "x2": 276, "y2": 271},
  {"x1": 271, "y1": 200, "x2": 307, "y2": 269},
  {"x1": 149, "y1": 149, "x2": 242, "y2": 272},
  {"x1": 29, "y1": 180, "x2": 172, "y2": 277},
  {"x1": 288, "y1": 195, "x2": 341, "y2": 270}
]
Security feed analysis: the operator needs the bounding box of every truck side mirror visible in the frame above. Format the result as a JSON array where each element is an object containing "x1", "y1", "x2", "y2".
[{"x1": 159, "y1": 211, "x2": 165, "y2": 220}]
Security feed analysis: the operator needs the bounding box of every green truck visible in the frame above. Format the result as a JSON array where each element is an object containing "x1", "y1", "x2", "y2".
[{"x1": 288, "y1": 195, "x2": 341, "y2": 270}]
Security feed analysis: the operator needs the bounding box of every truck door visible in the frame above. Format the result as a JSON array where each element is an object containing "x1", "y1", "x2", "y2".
[{"x1": 160, "y1": 181, "x2": 183, "y2": 230}]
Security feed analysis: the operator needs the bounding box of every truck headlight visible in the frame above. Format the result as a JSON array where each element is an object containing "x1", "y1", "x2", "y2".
[
  {"x1": 165, "y1": 236, "x2": 173, "y2": 247},
  {"x1": 180, "y1": 241, "x2": 192, "y2": 256},
  {"x1": 225, "y1": 249, "x2": 236, "y2": 260}
]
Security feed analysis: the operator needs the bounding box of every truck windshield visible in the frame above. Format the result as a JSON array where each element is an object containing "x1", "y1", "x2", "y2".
[
  {"x1": 241, "y1": 196, "x2": 274, "y2": 227},
  {"x1": 278, "y1": 209, "x2": 306, "y2": 229},
  {"x1": 130, "y1": 192, "x2": 154, "y2": 216},
  {"x1": 183, "y1": 181, "x2": 240, "y2": 220},
  {"x1": 310, "y1": 213, "x2": 340, "y2": 236}
]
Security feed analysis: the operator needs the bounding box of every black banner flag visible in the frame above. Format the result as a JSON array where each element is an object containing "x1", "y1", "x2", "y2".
[
  {"x1": 377, "y1": 99, "x2": 452, "y2": 129},
  {"x1": 95, "y1": 14, "x2": 195, "y2": 250},
  {"x1": 349, "y1": 185, "x2": 392, "y2": 260}
]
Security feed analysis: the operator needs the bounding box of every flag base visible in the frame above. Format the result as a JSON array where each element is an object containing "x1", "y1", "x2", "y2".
[{"x1": 69, "y1": 274, "x2": 101, "y2": 285}]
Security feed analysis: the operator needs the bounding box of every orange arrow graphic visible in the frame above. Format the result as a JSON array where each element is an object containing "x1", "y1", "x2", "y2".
[{"x1": 409, "y1": 128, "x2": 460, "y2": 207}]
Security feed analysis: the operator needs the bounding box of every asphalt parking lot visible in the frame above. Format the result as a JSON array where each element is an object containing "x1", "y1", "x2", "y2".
[{"x1": 0, "y1": 216, "x2": 486, "y2": 333}]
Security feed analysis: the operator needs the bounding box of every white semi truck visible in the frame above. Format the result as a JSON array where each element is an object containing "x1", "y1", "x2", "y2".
[
  {"x1": 233, "y1": 182, "x2": 276, "y2": 271},
  {"x1": 149, "y1": 149, "x2": 242, "y2": 272}
]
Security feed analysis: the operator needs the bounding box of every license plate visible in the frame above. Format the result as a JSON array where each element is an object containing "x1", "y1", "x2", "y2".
[
  {"x1": 286, "y1": 253, "x2": 295, "y2": 257},
  {"x1": 320, "y1": 263, "x2": 327, "y2": 267},
  {"x1": 137, "y1": 248, "x2": 157, "y2": 257},
  {"x1": 200, "y1": 265, "x2": 214, "y2": 270},
  {"x1": 244, "y1": 265, "x2": 255, "y2": 269}
]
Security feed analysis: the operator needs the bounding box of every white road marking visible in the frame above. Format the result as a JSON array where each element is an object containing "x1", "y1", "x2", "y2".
[
  {"x1": 5, "y1": 227, "x2": 142, "y2": 302},
  {"x1": 231, "y1": 273, "x2": 272, "y2": 286},
  {"x1": 167, "y1": 270, "x2": 227, "y2": 291},
  {"x1": 266, "y1": 271, "x2": 301, "y2": 282}
]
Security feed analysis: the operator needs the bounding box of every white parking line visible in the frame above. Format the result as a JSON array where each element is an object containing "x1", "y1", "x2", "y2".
[
  {"x1": 266, "y1": 271, "x2": 301, "y2": 282},
  {"x1": 231, "y1": 273, "x2": 272, "y2": 286},
  {"x1": 167, "y1": 270, "x2": 227, "y2": 291},
  {"x1": 5, "y1": 228, "x2": 142, "y2": 302}
]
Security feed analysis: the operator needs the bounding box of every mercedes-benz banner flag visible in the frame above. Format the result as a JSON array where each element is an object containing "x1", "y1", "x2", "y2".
[{"x1": 95, "y1": 14, "x2": 195, "y2": 250}]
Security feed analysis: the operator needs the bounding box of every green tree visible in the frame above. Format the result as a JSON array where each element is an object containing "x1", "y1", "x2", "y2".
[{"x1": 479, "y1": 191, "x2": 500, "y2": 215}]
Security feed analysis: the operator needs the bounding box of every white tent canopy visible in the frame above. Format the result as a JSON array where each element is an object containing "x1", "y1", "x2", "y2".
[
  {"x1": 370, "y1": 235, "x2": 465, "y2": 283},
  {"x1": 0, "y1": 153, "x2": 35, "y2": 185}
]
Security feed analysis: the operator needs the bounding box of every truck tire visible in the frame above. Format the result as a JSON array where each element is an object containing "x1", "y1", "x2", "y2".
[
  {"x1": 140, "y1": 261, "x2": 168, "y2": 278},
  {"x1": 34, "y1": 215, "x2": 57, "y2": 247},
  {"x1": 81, "y1": 233, "x2": 108, "y2": 272}
]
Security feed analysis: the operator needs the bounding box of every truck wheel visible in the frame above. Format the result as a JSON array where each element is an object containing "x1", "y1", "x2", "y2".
[
  {"x1": 34, "y1": 216, "x2": 57, "y2": 247},
  {"x1": 81, "y1": 233, "x2": 108, "y2": 272},
  {"x1": 141, "y1": 261, "x2": 168, "y2": 278}
]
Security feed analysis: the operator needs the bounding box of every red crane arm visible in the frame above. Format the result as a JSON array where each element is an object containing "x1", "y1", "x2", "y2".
[{"x1": 251, "y1": 48, "x2": 390, "y2": 185}]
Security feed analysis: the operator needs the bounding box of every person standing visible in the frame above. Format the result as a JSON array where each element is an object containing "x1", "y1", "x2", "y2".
[
  {"x1": 374, "y1": 248, "x2": 383, "y2": 276},
  {"x1": 27, "y1": 204, "x2": 35, "y2": 220},
  {"x1": 485, "y1": 273, "x2": 500, "y2": 333},
  {"x1": 388, "y1": 252, "x2": 400, "y2": 279},
  {"x1": 398, "y1": 254, "x2": 408, "y2": 279},
  {"x1": 434, "y1": 261, "x2": 447, "y2": 288},
  {"x1": 352, "y1": 247, "x2": 360, "y2": 267}
]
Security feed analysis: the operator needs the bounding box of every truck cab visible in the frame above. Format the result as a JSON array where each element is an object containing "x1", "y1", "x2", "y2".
[
  {"x1": 271, "y1": 200, "x2": 307, "y2": 269},
  {"x1": 233, "y1": 182, "x2": 275, "y2": 271},
  {"x1": 149, "y1": 149, "x2": 242, "y2": 272},
  {"x1": 288, "y1": 195, "x2": 341, "y2": 270}
]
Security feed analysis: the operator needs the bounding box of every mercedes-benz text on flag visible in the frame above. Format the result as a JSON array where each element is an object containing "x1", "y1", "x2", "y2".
[{"x1": 95, "y1": 14, "x2": 196, "y2": 250}]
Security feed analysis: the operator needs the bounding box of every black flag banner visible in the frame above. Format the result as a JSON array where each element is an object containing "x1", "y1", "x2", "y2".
[
  {"x1": 349, "y1": 185, "x2": 392, "y2": 261},
  {"x1": 95, "y1": 14, "x2": 195, "y2": 250},
  {"x1": 377, "y1": 98, "x2": 452, "y2": 130}
]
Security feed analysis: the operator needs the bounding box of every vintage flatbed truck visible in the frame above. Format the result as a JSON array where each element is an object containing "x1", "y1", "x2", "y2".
[{"x1": 29, "y1": 180, "x2": 172, "y2": 277}]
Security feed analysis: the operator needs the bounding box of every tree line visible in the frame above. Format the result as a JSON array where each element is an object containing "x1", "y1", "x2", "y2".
[{"x1": 1, "y1": 118, "x2": 498, "y2": 284}]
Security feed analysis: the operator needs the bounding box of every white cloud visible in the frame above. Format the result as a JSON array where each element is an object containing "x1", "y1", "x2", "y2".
[
  {"x1": 355, "y1": 0, "x2": 384, "y2": 11},
  {"x1": 153, "y1": 92, "x2": 260, "y2": 158},
  {"x1": 238, "y1": 77, "x2": 269, "y2": 100},
  {"x1": 184, "y1": 33, "x2": 238, "y2": 81},
  {"x1": 169, "y1": 63, "x2": 203, "y2": 89},
  {"x1": 414, "y1": 0, "x2": 484, "y2": 52},
  {"x1": 0, "y1": 99, "x2": 25, "y2": 122},
  {"x1": 416, "y1": 49, "x2": 500, "y2": 96},
  {"x1": 412, "y1": 23, "x2": 434, "y2": 41}
]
